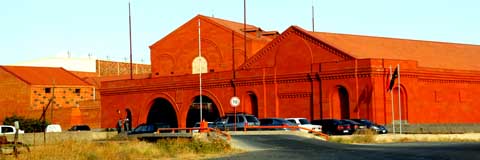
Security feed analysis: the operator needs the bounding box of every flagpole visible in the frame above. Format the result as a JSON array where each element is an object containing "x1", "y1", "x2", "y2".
[
  {"x1": 311, "y1": 0, "x2": 315, "y2": 32},
  {"x1": 198, "y1": 19, "x2": 203, "y2": 123},
  {"x1": 390, "y1": 65, "x2": 395, "y2": 134},
  {"x1": 243, "y1": 0, "x2": 247, "y2": 64},
  {"x1": 128, "y1": 1, "x2": 133, "y2": 80},
  {"x1": 398, "y1": 64, "x2": 402, "y2": 134}
]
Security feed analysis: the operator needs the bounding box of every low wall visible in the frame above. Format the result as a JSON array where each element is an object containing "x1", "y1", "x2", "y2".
[{"x1": 385, "y1": 124, "x2": 480, "y2": 134}]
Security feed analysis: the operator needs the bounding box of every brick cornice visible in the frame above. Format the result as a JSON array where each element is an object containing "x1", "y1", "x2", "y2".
[{"x1": 279, "y1": 92, "x2": 312, "y2": 99}]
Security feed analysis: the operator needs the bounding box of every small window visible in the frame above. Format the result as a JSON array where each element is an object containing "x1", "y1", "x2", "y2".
[
  {"x1": 75, "y1": 89, "x2": 80, "y2": 94},
  {"x1": 45, "y1": 88, "x2": 51, "y2": 93}
]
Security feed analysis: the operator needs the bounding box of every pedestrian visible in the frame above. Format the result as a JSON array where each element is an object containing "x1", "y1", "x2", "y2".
[
  {"x1": 117, "y1": 118, "x2": 123, "y2": 134},
  {"x1": 124, "y1": 117, "x2": 130, "y2": 132}
]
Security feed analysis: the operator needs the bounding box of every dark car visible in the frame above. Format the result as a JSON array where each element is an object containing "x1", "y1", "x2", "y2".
[
  {"x1": 350, "y1": 119, "x2": 388, "y2": 134},
  {"x1": 128, "y1": 123, "x2": 170, "y2": 135},
  {"x1": 341, "y1": 119, "x2": 361, "y2": 134},
  {"x1": 68, "y1": 125, "x2": 91, "y2": 131},
  {"x1": 258, "y1": 118, "x2": 297, "y2": 131},
  {"x1": 311, "y1": 119, "x2": 350, "y2": 135},
  {"x1": 214, "y1": 113, "x2": 260, "y2": 131}
]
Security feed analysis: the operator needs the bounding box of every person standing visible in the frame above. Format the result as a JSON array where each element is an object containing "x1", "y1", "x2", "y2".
[
  {"x1": 117, "y1": 118, "x2": 123, "y2": 134},
  {"x1": 124, "y1": 117, "x2": 130, "y2": 132}
]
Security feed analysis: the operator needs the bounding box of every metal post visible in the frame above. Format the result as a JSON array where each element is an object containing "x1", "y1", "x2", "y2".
[
  {"x1": 129, "y1": 1, "x2": 133, "y2": 79},
  {"x1": 243, "y1": 0, "x2": 247, "y2": 63},
  {"x1": 398, "y1": 64, "x2": 402, "y2": 134},
  {"x1": 390, "y1": 65, "x2": 395, "y2": 134},
  {"x1": 311, "y1": 0, "x2": 315, "y2": 32},
  {"x1": 198, "y1": 19, "x2": 203, "y2": 123}
]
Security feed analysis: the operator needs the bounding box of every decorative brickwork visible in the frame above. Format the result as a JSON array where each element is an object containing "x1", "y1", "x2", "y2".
[{"x1": 101, "y1": 16, "x2": 480, "y2": 129}]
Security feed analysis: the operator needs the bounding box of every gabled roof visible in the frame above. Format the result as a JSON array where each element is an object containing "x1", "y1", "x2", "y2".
[
  {"x1": 1, "y1": 66, "x2": 91, "y2": 86},
  {"x1": 151, "y1": 15, "x2": 277, "y2": 48},
  {"x1": 202, "y1": 15, "x2": 277, "y2": 41},
  {"x1": 306, "y1": 30, "x2": 480, "y2": 70}
]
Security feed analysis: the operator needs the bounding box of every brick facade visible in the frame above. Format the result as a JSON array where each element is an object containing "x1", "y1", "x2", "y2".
[
  {"x1": 101, "y1": 15, "x2": 480, "y2": 129},
  {"x1": 0, "y1": 66, "x2": 97, "y2": 130}
]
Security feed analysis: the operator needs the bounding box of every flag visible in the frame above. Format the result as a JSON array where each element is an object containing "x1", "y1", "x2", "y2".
[{"x1": 387, "y1": 67, "x2": 398, "y2": 92}]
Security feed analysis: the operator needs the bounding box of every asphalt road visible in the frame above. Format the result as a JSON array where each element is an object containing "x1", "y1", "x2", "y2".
[{"x1": 212, "y1": 134, "x2": 480, "y2": 160}]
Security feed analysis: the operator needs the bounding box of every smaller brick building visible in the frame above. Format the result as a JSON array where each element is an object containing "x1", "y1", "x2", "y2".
[{"x1": 0, "y1": 66, "x2": 96, "y2": 129}]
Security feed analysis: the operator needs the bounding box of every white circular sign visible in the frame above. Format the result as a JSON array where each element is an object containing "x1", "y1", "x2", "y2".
[{"x1": 230, "y1": 96, "x2": 240, "y2": 107}]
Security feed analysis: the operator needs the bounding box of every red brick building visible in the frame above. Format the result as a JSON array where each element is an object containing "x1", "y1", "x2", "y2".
[
  {"x1": 101, "y1": 15, "x2": 480, "y2": 129},
  {"x1": 0, "y1": 66, "x2": 96, "y2": 128}
]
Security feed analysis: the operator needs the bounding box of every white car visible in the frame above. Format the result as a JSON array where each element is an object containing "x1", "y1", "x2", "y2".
[
  {"x1": 285, "y1": 118, "x2": 322, "y2": 133},
  {"x1": 0, "y1": 125, "x2": 25, "y2": 135},
  {"x1": 46, "y1": 124, "x2": 62, "y2": 132}
]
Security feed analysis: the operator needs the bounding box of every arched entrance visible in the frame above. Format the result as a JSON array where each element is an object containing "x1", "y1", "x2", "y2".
[
  {"x1": 332, "y1": 86, "x2": 350, "y2": 119},
  {"x1": 125, "y1": 108, "x2": 132, "y2": 131},
  {"x1": 186, "y1": 96, "x2": 220, "y2": 127},
  {"x1": 246, "y1": 92, "x2": 259, "y2": 117},
  {"x1": 147, "y1": 98, "x2": 178, "y2": 128},
  {"x1": 393, "y1": 86, "x2": 408, "y2": 122}
]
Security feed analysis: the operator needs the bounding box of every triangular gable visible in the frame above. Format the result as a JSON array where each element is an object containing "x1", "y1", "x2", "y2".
[
  {"x1": 241, "y1": 26, "x2": 354, "y2": 71},
  {"x1": 150, "y1": 14, "x2": 273, "y2": 49},
  {"x1": 1, "y1": 66, "x2": 91, "y2": 86}
]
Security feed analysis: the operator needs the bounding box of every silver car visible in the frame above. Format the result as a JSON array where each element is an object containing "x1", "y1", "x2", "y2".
[{"x1": 215, "y1": 113, "x2": 260, "y2": 131}]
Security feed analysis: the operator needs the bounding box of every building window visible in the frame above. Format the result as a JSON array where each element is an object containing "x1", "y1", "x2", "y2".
[
  {"x1": 75, "y1": 89, "x2": 81, "y2": 94},
  {"x1": 192, "y1": 56, "x2": 207, "y2": 74},
  {"x1": 45, "y1": 88, "x2": 51, "y2": 93}
]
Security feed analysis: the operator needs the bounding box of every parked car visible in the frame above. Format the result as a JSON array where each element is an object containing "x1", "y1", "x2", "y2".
[
  {"x1": 285, "y1": 118, "x2": 322, "y2": 132},
  {"x1": 311, "y1": 119, "x2": 351, "y2": 135},
  {"x1": 214, "y1": 113, "x2": 260, "y2": 130},
  {"x1": 68, "y1": 125, "x2": 91, "y2": 131},
  {"x1": 350, "y1": 119, "x2": 388, "y2": 134},
  {"x1": 45, "y1": 124, "x2": 62, "y2": 133},
  {"x1": 258, "y1": 118, "x2": 297, "y2": 131},
  {"x1": 129, "y1": 123, "x2": 171, "y2": 135},
  {"x1": 340, "y1": 119, "x2": 361, "y2": 134},
  {"x1": 0, "y1": 125, "x2": 24, "y2": 135},
  {"x1": 192, "y1": 122, "x2": 215, "y2": 133}
]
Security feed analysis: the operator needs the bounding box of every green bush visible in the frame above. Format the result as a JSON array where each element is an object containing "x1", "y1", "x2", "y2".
[{"x1": 3, "y1": 114, "x2": 50, "y2": 132}]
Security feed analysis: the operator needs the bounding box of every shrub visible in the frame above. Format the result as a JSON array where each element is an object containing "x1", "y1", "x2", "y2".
[{"x1": 2, "y1": 115, "x2": 50, "y2": 132}]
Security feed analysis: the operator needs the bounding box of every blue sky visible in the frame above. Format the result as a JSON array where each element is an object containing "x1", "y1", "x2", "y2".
[{"x1": 1, "y1": 0, "x2": 479, "y2": 65}]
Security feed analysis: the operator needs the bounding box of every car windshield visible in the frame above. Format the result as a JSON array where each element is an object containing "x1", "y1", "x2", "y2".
[
  {"x1": 245, "y1": 116, "x2": 258, "y2": 122},
  {"x1": 299, "y1": 119, "x2": 311, "y2": 125},
  {"x1": 362, "y1": 120, "x2": 373, "y2": 125}
]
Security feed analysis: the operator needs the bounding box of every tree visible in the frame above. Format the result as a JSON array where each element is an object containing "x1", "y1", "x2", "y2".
[{"x1": 3, "y1": 115, "x2": 50, "y2": 132}]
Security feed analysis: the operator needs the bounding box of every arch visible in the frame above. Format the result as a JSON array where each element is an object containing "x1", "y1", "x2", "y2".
[
  {"x1": 192, "y1": 56, "x2": 208, "y2": 74},
  {"x1": 331, "y1": 85, "x2": 350, "y2": 119},
  {"x1": 185, "y1": 95, "x2": 221, "y2": 127},
  {"x1": 147, "y1": 98, "x2": 178, "y2": 128},
  {"x1": 243, "y1": 91, "x2": 259, "y2": 117},
  {"x1": 125, "y1": 108, "x2": 132, "y2": 131},
  {"x1": 393, "y1": 85, "x2": 408, "y2": 122},
  {"x1": 139, "y1": 93, "x2": 180, "y2": 128}
]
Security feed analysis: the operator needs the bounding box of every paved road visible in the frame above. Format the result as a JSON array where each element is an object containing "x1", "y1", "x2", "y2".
[{"x1": 212, "y1": 134, "x2": 480, "y2": 160}]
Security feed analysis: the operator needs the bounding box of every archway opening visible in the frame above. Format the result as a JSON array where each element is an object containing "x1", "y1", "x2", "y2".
[
  {"x1": 186, "y1": 96, "x2": 220, "y2": 127},
  {"x1": 147, "y1": 98, "x2": 178, "y2": 128},
  {"x1": 393, "y1": 87, "x2": 408, "y2": 122},
  {"x1": 247, "y1": 92, "x2": 259, "y2": 117},
  {"x1": 332, "y1": 86, "x2": 350, "y2": 119},
  {"x1": 125, "y1": 108, "x2": 132, "y2": 131}
]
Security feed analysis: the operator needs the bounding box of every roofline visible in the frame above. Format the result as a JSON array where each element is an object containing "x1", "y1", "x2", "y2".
[
  {"x1": 0, "y1": 66, "x2": 32, "y2": 85},
  {"x1": 60, "y1": 67, "x2": 94, "y2": 86},
  {"x1": 311, "y1": 31, "x2": 480, "y2": 47},
  {"x1": 150, "y1": 14, "x2": 261, "y2": 49},
  {"x1": 240, "y1": 25, "x2": 355, "y2": 69},
  {"x1": 290, "y1": 26, "x2": 355, "y2": 59},
  {"x1": 0, "y1": 66, "x2": 93, "y2": 86}
]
